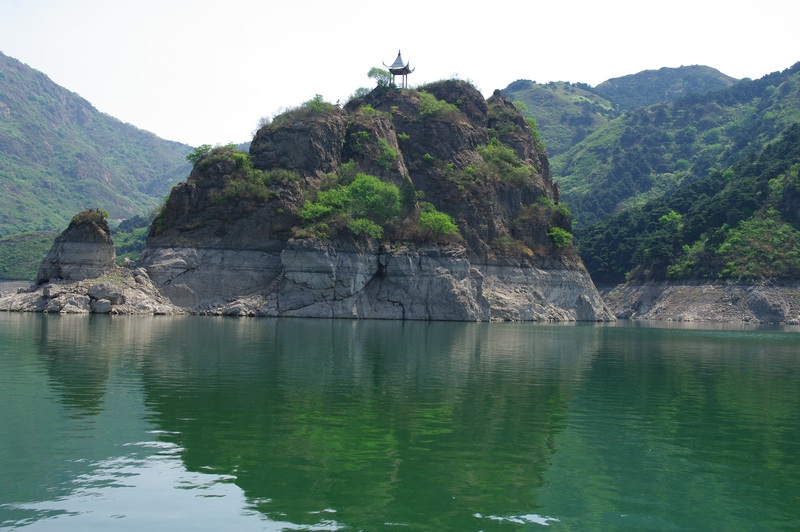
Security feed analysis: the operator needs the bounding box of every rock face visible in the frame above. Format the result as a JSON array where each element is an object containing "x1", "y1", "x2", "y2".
[
  {"x1": 36, "y1": 209, "x2": 116, "y2": 284},
  {"x1": 142, "y1": 238, "x2": 610, "y2": 320},
  {"x1": 603, "y1": 282, "x2": 800, "y2": 324},
  {"x1": 140, "y1": 81, "x2": 613, "y2": 321},
  {"x1": 0, "y1": 268, "x2": 181, "y2": 315},
  {"x1": 1, "y1": 210, "x2": 180, "y2": 315}
]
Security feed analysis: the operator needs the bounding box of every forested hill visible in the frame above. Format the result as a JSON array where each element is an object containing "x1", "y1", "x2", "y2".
[
  {"x1": 500, "y1": 80, "x2": 619, "y2": 157},
  {"x1": 578, "y1": 122, "x2": 800, "y2": 283},
  {"x1": 553, "y1": 62, "x2": 800, "y2": 228},
  {"x1": 502, "y1": 65, "x2": 736, "y2": 157},
  {"x1": 0, "y1": 51, "x2": 191, "y2": 237},
  {"x1": 592, "y1": 65, "x2": 737, "y2": 111}
]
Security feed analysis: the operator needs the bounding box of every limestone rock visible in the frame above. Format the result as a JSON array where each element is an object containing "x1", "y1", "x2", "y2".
[
  {"x1": 603, "y1": 282, "x2": 800, "y2": 324},
  {"x1": 141, "y1": 237, "x2": 613, "y2": 321},
  {"x1": 91, "y1": 298, "x2": 113, "y2": 314},
  {"x1": 36, "y1": 209, "x2": 116, "y2": 284},
  {"x1": 0, "y1": 269, "x2": 182, "y2": 315}
]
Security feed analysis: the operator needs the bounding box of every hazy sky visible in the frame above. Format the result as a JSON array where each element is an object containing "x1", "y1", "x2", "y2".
[{"x1": 2, "y1": 0, "x2": 798, "y2": 147}]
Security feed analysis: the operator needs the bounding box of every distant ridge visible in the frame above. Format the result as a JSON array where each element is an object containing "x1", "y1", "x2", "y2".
[
  {"x1": 502, "y1": 65, "x2": 737, "y2": 157},
  {"x1": 0, "y1": 50, "x2": 192, "y2": 237},
  {"x1": 593, "y1": 65, "x2": 738, "y2": 110}
]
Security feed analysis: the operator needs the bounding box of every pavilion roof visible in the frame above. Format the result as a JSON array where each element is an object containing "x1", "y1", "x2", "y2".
[{"x1": 385, "y1": 50, "x2": 413, "y2": 74}]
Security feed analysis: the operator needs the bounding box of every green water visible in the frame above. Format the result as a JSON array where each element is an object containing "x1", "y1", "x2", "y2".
[{"x1": 1, "y1": 314, "x2": 799, "y2": 530}]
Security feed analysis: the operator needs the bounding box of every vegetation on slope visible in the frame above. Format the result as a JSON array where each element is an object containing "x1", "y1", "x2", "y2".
[
  {"x1": 593, "y1": 65, "x2": 737, "y2": 111},
  {"x1": 0, "y1": 51, "x2": 193, "y2": 278},
  {"x1": 578, "y1": 123, "x2": 800, "y2": 283},
  {"x1": 501, "y1": 80, "x2": 620, "y2": 156},
  {"x1": 554, "y1": 62, "x2": 800, "y2": 227},
  {"x1": 0, "y1": 51, "x2": 191, "y2": 236},
  {"x1": 502, "y1": 66, "x2": 736, "y2": 158},
  {"x1": 0, "y1": 232, "x2": 57, "y2": 280}
]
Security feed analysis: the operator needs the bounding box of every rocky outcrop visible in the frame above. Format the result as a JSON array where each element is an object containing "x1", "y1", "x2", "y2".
[
  {"x1": 0, "y1": 209, "x2": 181, "y2": 314},
  {"x1": 142, "y1": 238, "x2": 612, "y2": 320},
  {"x1": 0, "y1": 268, "x2": 181, "y2": 315},
  {"x1": 36, "y1": 209, "x2": 116, "y2": 284},
  {"x1": 138, "y1": 81, "x2": 614, "y2": 321},
  {"x1": 602, "y1": 282, "x2": 800, "y2": 324}
]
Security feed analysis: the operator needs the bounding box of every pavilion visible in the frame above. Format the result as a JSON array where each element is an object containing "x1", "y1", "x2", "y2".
[{"x1": 383, "y1": 50, "x2": 414, "y2": 88}]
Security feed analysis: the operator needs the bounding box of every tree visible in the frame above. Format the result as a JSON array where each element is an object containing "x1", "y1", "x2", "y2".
[{"x1": 368, "y1": 67, "x2": 392, "y2": 88}]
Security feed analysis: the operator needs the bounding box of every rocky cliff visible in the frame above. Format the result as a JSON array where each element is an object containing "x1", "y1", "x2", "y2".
[
  {"x1": 140, "y1": 81, "x2": 613, "y2": 320},
  {"x1": 0, "y1": 209, "x2": 179, "y2": 314},
  {"x1": 35, "y1": 209, "x2": 117, "y2": 284}
]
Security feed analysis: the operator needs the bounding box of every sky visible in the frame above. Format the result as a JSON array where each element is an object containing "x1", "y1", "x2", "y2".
[{"x1": 2, "y1": 0, "x2": 799, "y2": 147}]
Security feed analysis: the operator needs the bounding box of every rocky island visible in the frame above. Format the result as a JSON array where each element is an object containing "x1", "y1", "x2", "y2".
[{"x1": 1, "y1": 80, "x2": 613, "y2": 321}]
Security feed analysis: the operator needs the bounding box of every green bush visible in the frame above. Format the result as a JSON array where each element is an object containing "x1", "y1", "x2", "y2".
[
  {"x1": 477, "y1": 138, "x2": 533, "y2": 184},
  {"x1": 376, "y1": 138, "x2": 398, "y2": 171},
  {"x1": 548, "y1": 227, "x2": 573, "y2": 248},
  {"x1": 299, "y1": 173, "x2": 402, "y2": 239},
  {"x1": 199, "y1": 147, "x2": 297, "y2": 203},
  {"x1": 419, "y1": 203, "x2": 459, "y2": 238},
  {"x1": 368, "y1": 67, "x2": 392, "y2": 88},
  {"x1": 347, "y1": 174, "x2": 401, "y2": 221},
  {"x1": 186, "y1": 144, "x2": 212, "y2": 166},
  {"x1": 526, "y1": 117, "x2": 543, "y2": 146},
  {"x1": 304, "y1": 94, "x2": 337, "y2": 114},
  {"x1": 299, "y1": 200, "x2": 333, "y2": 221},
  {"x1": 536, "y1": 196, "x2": 571, "y2": 219},
  {"x1": 417, "y1": 91, "x2": 459, "y2": 118},
  {"x1": 348, "y1": 218, "x2": 384, "y2": 239},
  {"x1": 195, "y1": 144, "x2": 240, "y2": 173}
]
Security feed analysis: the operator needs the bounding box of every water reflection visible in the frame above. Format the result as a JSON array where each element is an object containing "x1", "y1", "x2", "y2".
[
  {"x1": 2, "y1": 314, "x2": 800, "y2": 530},
  {"x1": 138, "y1": 319, "x2": 600, "y2": 529},
  {"x1": 539, "y1": 324, "x2": 800, "y2": 529}
]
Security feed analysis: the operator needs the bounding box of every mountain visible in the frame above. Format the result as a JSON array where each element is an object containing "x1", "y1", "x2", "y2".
[
  {"x1": 499, "y1": 80, "x2": 620, "y2": 157},
  {"x1": 553, "y1": 62, "x2": 800, "y2": 228},
  {"x1": 593, "y1": 65, "x2": 737, "y2": 111},
  {"x1": 578, "y1": 122, "x2": 800, "y2": 283},
  {"x1": 0, "y1": 51, "x2": 192, "y2": 275},
  {"x1": 502, "y1": 66, "x2": 736, "y2": 158}
]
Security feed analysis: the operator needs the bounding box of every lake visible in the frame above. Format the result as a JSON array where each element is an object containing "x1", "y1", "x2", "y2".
[{"x1": 1, "y1": 313, "x2": 799, "y2": 530}]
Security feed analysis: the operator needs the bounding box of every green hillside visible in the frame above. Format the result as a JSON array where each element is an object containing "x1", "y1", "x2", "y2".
[
  {"x1": 578, "y1": 123, "x2": 800, "y2": 283},
  {"x1": 0, "y1": 51, "x2": 193, "y2": 278},
  {"x1": 502, "y1": 66, "x2": 737, "y2": 159},
  {"x1": 500, "y1": 80, "x2": 619, "y2": 156},
  {"x1": 593, "y1": 65, "x2": 737, "y2": 111},
  {"x1": 0, "y1": 51, "x2": 191, "y2": 236},
  {"x1": 554, "y1": 62, "x2": 800, "y2": 227}
]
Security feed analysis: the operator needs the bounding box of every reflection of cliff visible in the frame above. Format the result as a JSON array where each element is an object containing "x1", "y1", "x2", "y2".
[
  {"x1": 1, "y1": 313, "x2": 161, "y2": 517},
  {"x1": 139, "y1": 319, "x2": 599, "y2": 528},
  {"x1": 35, "y1": 316, "x2": 112, "y2": 417},
  {"x1": 33, "y1": 315, "x2": 178, "y2": 417}
]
